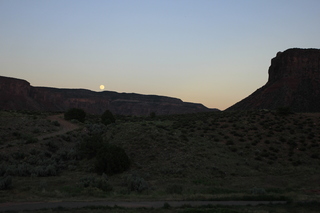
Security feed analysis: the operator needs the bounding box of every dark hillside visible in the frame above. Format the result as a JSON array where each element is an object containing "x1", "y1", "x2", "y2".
[
  {"x1": 0, "y1": 76, "x2": 216, "y2": 116},
  {"x1": 0, "y1": 110, "x2": 320, "y2": 202}
]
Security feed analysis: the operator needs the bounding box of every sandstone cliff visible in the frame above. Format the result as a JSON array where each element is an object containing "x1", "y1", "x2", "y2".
[
  {"x1": 0, "y1": 76, "x2": 215, "y2": 115},
  {"x1": 227, "y1": 48, "x2": 320, "y2": 112}
]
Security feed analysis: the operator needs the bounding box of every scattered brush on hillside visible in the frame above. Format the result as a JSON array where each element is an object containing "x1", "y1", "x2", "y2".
[{"x1": 0, "y1": 109, "x2": 320, "y2": 203}]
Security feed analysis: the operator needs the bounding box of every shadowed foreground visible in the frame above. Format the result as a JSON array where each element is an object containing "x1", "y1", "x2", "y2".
[{"x1": 0, "y1": 200, "x2": 286, "y2": 211}]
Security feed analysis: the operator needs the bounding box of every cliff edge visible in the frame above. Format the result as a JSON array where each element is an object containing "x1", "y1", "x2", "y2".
[{"x1": 227, "y1": 48, "x2": 320, "y2": 112}]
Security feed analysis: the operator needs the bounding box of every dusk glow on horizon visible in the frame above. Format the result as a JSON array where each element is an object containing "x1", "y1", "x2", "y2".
[{"x1": 1, "y1": 0, "x2": 320, "y2": 110}]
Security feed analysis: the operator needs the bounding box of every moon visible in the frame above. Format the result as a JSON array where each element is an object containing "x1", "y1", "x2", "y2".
[{"x1": 99, "y1": 85, "x2": 105, "y2": 90}]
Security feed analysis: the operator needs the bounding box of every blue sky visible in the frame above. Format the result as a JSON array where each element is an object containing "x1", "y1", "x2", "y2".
[{"x1": 1, "y1": 0, "x2": 320, "y2": 110}]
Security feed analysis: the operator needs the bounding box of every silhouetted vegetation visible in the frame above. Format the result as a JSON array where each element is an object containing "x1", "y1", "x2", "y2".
[
  {"x1": 127, "y1": 173, "x2": 148, "y2": 193},
  {"x1": 101, "y1": 109, "x2": 115, "y2": 126},
  {"x1": 0, "y1": 175, "x2": 12, "y2": 190},
  {"x1": 95, "y1": 144, "x2": 130, "y2": 175},
  {"x1": 78, "y1": 134, "x2": 103, "y2": 159},
  {"x1": 276, "y1": 106, "x2": 292, "y2": 116},
  {"x1": 64, "y1": 108, "x2": 86, "y2": 122},
  {"x1": 1, "y1": 109, "x2": 320, "y2": 205}
]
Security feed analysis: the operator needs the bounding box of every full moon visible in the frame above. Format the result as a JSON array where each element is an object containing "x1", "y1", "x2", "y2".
[{"x1": 99, "y1": 85, "x2": 105, "y2": 90}]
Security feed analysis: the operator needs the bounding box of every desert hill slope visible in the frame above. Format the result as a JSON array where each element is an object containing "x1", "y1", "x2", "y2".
[
  {"x1": 227, "y1": 48, "x2": 320, "y2": 112},
  {"x1": 1, "y1": 110, "x2": 320, "y2": 203},
  {"x1": 0, "y1": 76, "x2": 215, "y2": 115}
]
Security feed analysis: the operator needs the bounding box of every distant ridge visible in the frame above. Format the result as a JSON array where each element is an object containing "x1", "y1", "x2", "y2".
[
  {"x1": 0, "y1": 76, "x2": 217, "y2": 115},
  {"x1": 227, "y1": 48, "x2": 320, "y2": 112}
]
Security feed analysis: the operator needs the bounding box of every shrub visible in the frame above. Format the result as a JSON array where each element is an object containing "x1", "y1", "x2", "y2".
[
  {"x1": 25, "y1": 136, "x2": 38, "y2": 144},
  {"x1": 53, "y1": 120, "x2": 60, "y2": 126},
  {"x1": 45, "y1": 165, "x2": 58, "y2": 176},
  {"x1": 96, "y1": 174, "x2": 113, "y2": 192},
  {"x1": 12, "y1": 152, "x2": 25, "y2": 160},
  {"x1": 166, "y1": 184, "x2": 183, "y2": 194},
  {"x1": 250, "y1": 187, "x2": 266, "y2": 195},
  {"x1": 80, "y1": 176, "x2": 96, "y2": 188},
  {"x1": 16, "y1": 163, "x2": 31, "y2": 176},
  {"x1": 127, "y1": 173, "x2": 148, "y2": 193},
  {"x1": 0, "y1": 175, "x2": 12, "y2": 190},
  {"x1": 12, "y1": 131, "x2": 21, "y2": 138},
  {"x1": 64, "y1": 108, "x2": 86, "y2": 123},
  {"x1": 95, "y1": 144, "x2": 130, "y2": 175},
  {"x1": 150, "y1": 112, "x2": 156, "y2": 118},
  {"x1": 85, "y1": 123, "x2": 107, "y2": 135},
  {"x1": 276, "y1": 107, "x2": 292, "y2": 116},
  {"x1": 46, "y1": 141, "x2": 59, "y2": 153},
  {"x1": 78, "y1": 134, "x2": 103, "y2": 159},
  {"x1": 31, "y1": 165, "x2": 58, "y2": 177},
  {"x1": 163, "y1": 202, "x2": 171, "y2": 209},
  {"x1": 101, "y1": 110, "x2": 115, "y2": 126},
  {"x1": 79, "y1": 174, "x2": 113, "y2": 192},
  {"x1": 32, "y1": 128, "x2": 40, "y2": 134},
  {"x1": 0, "y1": 164, "x2": 6, "y2": 176}
]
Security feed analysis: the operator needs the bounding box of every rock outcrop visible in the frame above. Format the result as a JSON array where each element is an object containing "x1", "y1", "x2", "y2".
[
  {"x1": 227, "y1": 48, "x2": 320, "y2": 112},
  {"x1": 0, "y1": 76, "x2": 215, "y2": 115}
]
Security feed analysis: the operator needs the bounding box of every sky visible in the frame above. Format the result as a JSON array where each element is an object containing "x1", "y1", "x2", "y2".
[{"x1": 1, "y1": 0, "x2": 320, "y2": 110}]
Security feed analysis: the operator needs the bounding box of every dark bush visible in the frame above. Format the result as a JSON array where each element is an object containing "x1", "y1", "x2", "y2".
[
  {"x1": 101, "y1": 110, "x2": 115, "y2": 126},
  {"x1": 46, "y1": 141, "x2": 59, "y2": 153},
  {"x1": 250, "y1": 187, "x2": 266, "y2": 195},
  {"x1": 16, "y1": 163, "x2": 31, "y2": 176},
  {"x1": 53, "y1": 120, "x2": 60, "y2": 126},
  {"x1": 150, "y1": 112, "x2": 156, "y2": 118},
  {"x1": 166, "y1": 184, "x2": 183, "y2": 194},
  {"x1": 96, "y1": 174, "x2": 113, "y2": 192},
  {"x1": 0, "y1": 175, "x2": 12, "y2": 190},
  {"x1": 25, "y1": 136, "x2": 38, "y2": 144},
  {"x1": 85, "y1": 123, "x2": 106, "y2": 135},
  {"x1": 32, "y1": 165, "x2": 58, "y2": 177},
  {"x1": 95, "y1": 144, "x2": 130, "y2": 175},
  {"x1": 78, "y1": 134, "x2": 103, "y2": 159},
  {"x1": 64, "y1": 108, "x2": 86, "y2": 123},
  {"x1": 12, "y1": 152, "x2": 25, "y2": 160},
  {"x1": 276, "y1": 107, "x2": 292, "y2": 116},
  {"x1": 80, "y1": 176, "x2": 96, "y2": 188},
  {"x1": 80, "y1": 174, "x2": 113, "y2": 192},
  {"x1": 127, "y1": 173, "x2": 148, "y2": 193}
]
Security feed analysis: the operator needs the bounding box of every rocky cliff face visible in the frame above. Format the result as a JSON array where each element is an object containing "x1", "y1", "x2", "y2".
[
  {"x1": 0, "y1": 76, "x2": 215, "y2": 115},
  {"x1": 227, "y1": 48, "x2": 320, "y2": 112}
]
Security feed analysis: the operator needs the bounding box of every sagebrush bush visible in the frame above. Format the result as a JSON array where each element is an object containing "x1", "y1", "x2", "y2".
[
  {"x1": 78, "y1": 134, "x2": 103, "y2": 159},
  {"x1": 0, "y1": 175, "x2": 12, "y2": 190},
  {"x1": 250, "y1": 187, "x2": 266, "y2": 195},
  {"x1": 166, "y1": 184, "x2": 183, "y2": 194},
  {"x1": 80, "y1": 176, "x2": 96, "y2": 188},
  {"x1": 127, "y1": 173, "x2": 148, "y2": 193},
  {"x1": 95, "y1": 144, "x2": 130, "y2": 175},
  {"x1": 80, "y1": 174, "x2": 112, "y2": 192},
  {"x1": 86, "y1": 123, "x2": 107, "y2": 135},
  {"x1": 0, "y1": 164, "x2": 7, "y2": 176},
  {"x1": 52, "y1": 120, "x2": 60, "y2": 126},
  {"x1": 95, "y1": 175, "x2": 113, "y2": 192}
]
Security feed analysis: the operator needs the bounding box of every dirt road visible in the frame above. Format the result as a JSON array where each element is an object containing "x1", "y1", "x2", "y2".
[
  {"x1": 37, "y1": 114, "x2": 80, "y2": 140},
  {"x1": 0, "y1": 200, "x2": 287, "y2": 211}
]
